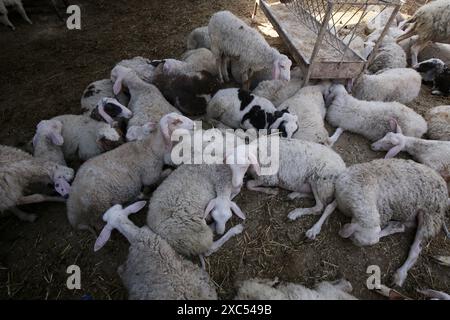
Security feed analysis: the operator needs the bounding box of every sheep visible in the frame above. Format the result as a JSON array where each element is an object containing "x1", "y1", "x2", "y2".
[
  {"x1": 277, "y1": 83, "x2": 331, "y2": 145},
  {"x1": 110, "y1": 65, "x2": 179, "y2": 141},
  {"x1": 0, "y1": 0, "x2": 32, "y2": 30},
  {"x1": 180, "y1": 48, "x2": 218, "y2": 76},
  {"x1": 152, "y1": 65, "x2": 221, "y2": 117},
  {"x1": 426, "y1": 105, "x2": 450, "y2": 141},
  {"x1": 363, "y1": 27, "x2": 405, "y2": 59},
  {"x1": 187, "y1": 26, "x2": 211, "y2": 50},
  {"x1": 366, "y1": 40, "x2": 407, "y2": 74},
  {"x1": 0, "y1": 145, "x2": 74, "y2": 222},
  {"x1": 399, "y1": 35, "x2": 450, "y2": 65},
  {"x1": 208, "y1": 11, "x2": 292, "y2": 89},
  {"x1": 32, "y1": 119, "x2": 66, "y2": 165},
  {"x1": 235, "y1": 278, "x2": 357, "y2": 300},
  {"x1": 66, "y1": 113, "x2": 194, "y2": 232},
  {"x1": 207, "y1": 88, "x2": 298, "y2": 138},
  {"x1": 116, "y1": 56, "x2": 156, "y2": 82},
  {"x1": 353, "y1": 68, "x2": 422, "y2": 104},
  {"x1": 332, "y1": 158, "x2": 448, "y2": 286},
  {"x1": 80, "y1": 79, "x2": 130, "y2": 115},
  {"x1": 414, "y1": 58, "x2": 450, "y2": 96},
  {"x1": 324, "y1": 84, "x2": 427, "y2": 144},
  {"x1": 87, "y1": 97, "x2": 132, "y2": 126},
  {"x1": 251, "y1": 67, "x2": 304, "y2": 106},
  {"x1": 246, "y1": 139, "x2": 346, "y2": 232},
  {"x1": 93, "y1": 201, "x2": 218, "y2": 300},
  {"x1": 50, "y1": 114, "x2": 124, "y2": 161},
  {"x1": 146, "y1": 163, "x2": 249, "y2": 258},
  {"x1": 396, "y1": 0, "x2": 450, "y2": 66},
  {"x1": 371, "y1": 119, "x2": 450, "y2": 190}
]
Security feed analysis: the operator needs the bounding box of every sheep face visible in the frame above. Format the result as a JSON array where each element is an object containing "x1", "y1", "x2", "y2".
[
  {"x1": 33, "y1": 120, "x2": 64, "y2": 147},
  {"x1": 205, "y1": 197, "x2": 246, "y2": 235},
  {"x1": 273, "y1": 54, "x2": 292, "y2": 81},
  {"x1": 92, "y1": 97, "x2": 132, "y2": 124},
  {"x1": 52, "y1": 165, "x2": 75, "y2": 198},
  {"x1": 339, "y1": 223, "x2": 381, "y2": 246},
  {"x1": 126, "y1": 122, "x2": 157, "y2": 142},
  {"x1": 414, "y1": 58, "x2": 446, "y2": 82},
  {"x1": 278, "y1": 113, "x2": 298, "y2": 138}
]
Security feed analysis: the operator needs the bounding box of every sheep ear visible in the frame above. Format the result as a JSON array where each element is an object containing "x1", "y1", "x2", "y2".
[
  {"x1": 98, "y1": 102, "x2": 115, "y2": 125},
  {"x1": 248, "y1": 152, "x2": 261, "y2": 176},
  {"x1": 204, "y1": 198, "x2": 216, "y2": 218},
  {"x1": 49, "y1": 131, "x2": 64, "y2": 146},
  {"x1": 113, "y1": 76, "x2": 123, "y2": 95},
  {"x1": 94, "y1": 225, "x2": 113, "y2": 252},
  {"x1": 230, "y1": 201, "x2": 246, "y2": 220},
  {"x1": 389, "y1": 118, "x2": 401, "y2": 133},
  {"x1": 385, "y1": 144, "x2": 403, "y2": 159},
  {"x1": 124, "y1": 201, "x2": 147, "y2": 215},
  {"x1": 339, "y1": 223, "x2": 357, "y2": 238},
  {"x1": 272, "y1": 59, "x2": 281, "y2": 80}
]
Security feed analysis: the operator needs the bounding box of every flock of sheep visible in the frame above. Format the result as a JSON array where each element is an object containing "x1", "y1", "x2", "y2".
[{"x1": 1, "y1": 1, "x2": 450, "y2": 300}]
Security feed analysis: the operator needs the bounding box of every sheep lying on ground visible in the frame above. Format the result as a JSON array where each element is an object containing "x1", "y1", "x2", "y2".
[
  {"x1": 371, "y1": 119, "x2": 450, "y2": 190},
  {"x1": 334, "y1": 159, "x2": 448, "y2": 286},
  {"x1": 367, "y1": 39, "x2": 407, "y2": 74},
  {"x1": 0, "y1": 145, "x2": 74, "y2": 222},
  {"x1": 396, "y1": 0, "x2": 450, "y2": 66},
  {"x1": 0, "y1": 0, "x2": 32, "y2": 30},
  {"x1": 426, "y1": 105, "x2": 450, "y2": 141},
  {"x1": 94, "y1": 201, "x2": 217, "y2": 300},
  {"x1": 187, "y1": 26, "x2": 211, "y2": 50},
  {"x1": 207, "y1": 88, "x2": 298, "y2": 138},
  {"x1": 66, "y1": 113, "x2": 194, "y2": 232},
  {"x1": 325, "y1": 84, "x2": 427, "y2": 144},
  {"x1": 414, "y1": 58, "x2": 450, "y2": 96},
  {"x1": 235, "y1": 278, "x2": 357, "y2": 300},
  {"x1": 208, "y1": 11, "x2": 292, "y2": 88},
  {"x1": 353, "y1": 68, "x2": 421, "y2": 104}
]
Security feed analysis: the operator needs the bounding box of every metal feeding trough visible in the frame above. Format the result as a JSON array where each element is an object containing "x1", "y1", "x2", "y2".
[{"x1": 252, "y1": 0, "x2": 402, "y2": 85}]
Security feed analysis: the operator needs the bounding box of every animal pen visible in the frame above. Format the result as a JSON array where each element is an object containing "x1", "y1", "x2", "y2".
[{"x1": 252, "y1": 0, "x2": 402, "y2": 85}]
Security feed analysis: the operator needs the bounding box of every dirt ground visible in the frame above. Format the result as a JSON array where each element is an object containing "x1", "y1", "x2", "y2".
[{"x1": 0, "y1": 0, "x2": 449, "y2": 300}]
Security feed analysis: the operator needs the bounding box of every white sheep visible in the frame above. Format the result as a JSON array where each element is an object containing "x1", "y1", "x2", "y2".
[
  {"x1": 235, "y1": 278, "x2": 357, "y2": 300},
  {"x1": 396, "y1": 0, "x2": 450, "y2": 66},
  {"x1": 111, "y1": 65, "x2": 179, "y2": 141},
  {"x1": 207, "y1": 88, "x2": 298, "y2": 138},
  {"x1": 251, "y1": 67, "x2": 304, "y2": 107},
  {"x1": 81, "y1": 79, "x2": 130, "y2": 116},
  {"x1": 325, "y1": 84, "x2": 427, "y2": 144},
  {"x1": 208, "y1": 11, "x2": 292, "y2": 88},
  {"x1": 333, "y1": 158, "x2": 448, "y2": 286},
  {"x1": 246, "y1": 139, "x2": 346, "y2": 231},
  {"x1": 66, "y1": 113, "x2": 194, "y2": 232},
  {"x1": 93, "y1": 201, "x2": 218, "y2": 300},
  {"x1": 426, "y1": 105, "x2": 450, "y2": 141},
  {"x1": 363, "y1": 27, "x2": 405, "y2": 59},
  {"x1": 32, "y1": 119, "x2": 66, "y2": 165},
  {"x1": 353, "y1": 68, "x2": 422, "y2": 104},
  {"x1": 371, "y1": 119, "x2": 450, "y2": 190},
  {"x1": 116, "y1": 56, "x2": 156, "y2": 82},
  {"x1": 187, "y1": 26, "x2": 211, "y2": 50},
  {"x1": 0, "y1": 0, "x2": 32, "y2": 30},
  {"x1": 0, "y1": 145, "x2": 74, "y2": 222},
  {"x1": 366, "y1": 40, "x2": 407, "y2": 74},
  {"x1": 180, "y1": 48, "x2": 218, "y2": 76}
]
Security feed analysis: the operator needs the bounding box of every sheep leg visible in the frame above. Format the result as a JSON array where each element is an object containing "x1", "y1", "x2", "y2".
[
  {"x1": 305, "y1": 200, "x2": 337, "y2": 240},
  {"x1": 418, "y1": 289, "x2": 450, "y2": 300},
  {"x1": 9, "y1": 207, "x2": 37, "y2": 222},
  {"x1": 17, "y1": 194, "x2": 66, "y2": 205},
  {"x1": 15, "y1": 2, "x2": 32, "y2": 24},
  {"x1": 379, "y1": 221, "x2": 406, "y2": 238},
  {"x1": 216, "y1": 56, "x2": 224, "y2": 83},
  {"x1": 0, "y1": 13, "x2": 15, "y2": 30},
  {"x1": 247, "y1": 179, "x2": 279, "y2": 195},
  {"x1": 222, "y1": 56, "x2": 230, "y2": 82},
  {"x1": 242, "y1": 72, "x2": 251, "y2": 91},
  {"x1": 205, "y1": 224, "x2": 244, "y2": 256},
  {"x1": 287, "y1": 184, "x2": 324, "y2": 221},
  {"x1": 410, "y1": 41, "x2": 429, "y2": 67},
  {"x1": 287, "y1": 192, "x2": 313, "y2": 200},
  {"x1": 392, "y1": 211, "x2": 425, "y2": 287},
  {"x1": 328, "y1": 128, "x2": 344, "y2": 146}
]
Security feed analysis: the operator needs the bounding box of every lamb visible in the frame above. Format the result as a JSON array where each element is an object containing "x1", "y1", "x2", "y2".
[
  {"x1": 80, "y1": 79, "x2": 130, "y2": 116},
  {"x1": 325, "y1": 84, "x2": 427, "y2": 144},
  {"x1": 414, "y1": 58, "x2": 450, "y2": 96},
  {"x1": 93, "y1": 201, "x2": 218, "y2": 300},
  {"x1": 50, "y1": 114, "x2": 125, "y2": 161},
  {"x1": 278, "y1": 83, "x2": 331, "y2": 145},
  {"x1": 207, "y1": 88, "x2": 298, "y2": 138},
  {"x1": 353, "y1": 68, "x2": 421, "y2": 104},
  {"x1": 116, "y1": 56, "x2": 156, "y2": 82},
  {"x1": 371, "y1": 119, "x2": 450, "y2": 190},
  {"x1": 0, "y1": 145, "x2": 74, "y2": 222},
  {"x1": 235, "y1": 278, "x2": 357, "y2": 300},
  {"x1": 251, "y1": 67, "x2": 304, "y2": 106},
  {"x1": 396, "y1": 0, "x2": 450, "y2": 66},
  {"x1": 87, "y1": 97, "x2": 132, "y2": 126},
  {"x1": 246, "y1": 139, "x2": 346, "y2": 233},
  {"x1": 180, "y1": 48, "x2": 218, "y2": 76},
  {"x1": 366, "y1": 40, "x2": 407, "y2": 74},
  {"x1": 187, "y1": 26, "x2": 211, "y2": 50},
  {"x1": 66, "y1": 113, "x2": 194, "y2": 232},
  {"x1": 32, "y1": 120, "x2": 66, "y2": 165},
  {"x1": 426, "y1": 105, "x2": 450, "y2": 141},
  {"x1": 110, "y1": 65, "x2": 179, "y2": 141},
  {"x1": 0, "y1": 0, "x2": 32, "y2": 30},
  {"x1": 208, "y1": 11, "x2": 292, "y2": 88},
  {"x1": 333, "y1": 158, "x2": 448, "y2": 286}
]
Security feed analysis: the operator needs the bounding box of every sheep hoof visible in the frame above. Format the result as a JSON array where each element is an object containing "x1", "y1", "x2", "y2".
[
  {"x1": 287, "y1": 209, "x2": 301, "y2": 221},
  {"x1": 392, "y1": 270, "x2": 406, "y2": 287},
  {"x1": 305, "y1": 227, "x2": 319, "y2": 240}
]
